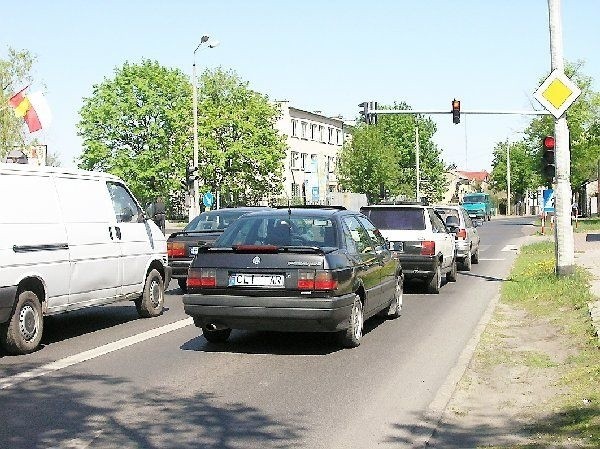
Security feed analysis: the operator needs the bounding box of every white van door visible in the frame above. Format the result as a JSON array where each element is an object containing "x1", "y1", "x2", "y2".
[
  {"x1": 0, "y1": 171, "x2": 71, "y2": 309},
  {"x1": 54, "y1": 176, "x2": 122, "y2": 307},
  {"x1": 106, "y1": 181, "x2": 155, "y2": 297}
]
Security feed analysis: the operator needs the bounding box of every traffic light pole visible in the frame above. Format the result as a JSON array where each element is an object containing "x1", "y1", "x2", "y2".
[{"x1": 549, "y1": 0, "x2": 574, "y2": 276}]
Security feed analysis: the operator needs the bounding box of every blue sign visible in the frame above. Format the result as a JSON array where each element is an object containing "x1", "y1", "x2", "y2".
[
  {"x1": 543, "y1": 189, "x2": 555, "y2": 212},
  {"x1": 202, "y1": 192, "x2": 215, "y2": 208}
]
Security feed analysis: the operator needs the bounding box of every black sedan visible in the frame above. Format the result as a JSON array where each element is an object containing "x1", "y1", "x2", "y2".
[
  {"x1": 168, "y1": 207, "x2": 270, "y2": 291},
  {"x1": 182, "y1": 207, "x2": 403, "y2": 347}
]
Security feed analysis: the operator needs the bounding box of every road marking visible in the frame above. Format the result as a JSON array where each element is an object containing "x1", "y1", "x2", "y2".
[
  {"x1": 501, "y1": 244, "x2": 519, "y2": 252},
  {"x1": 0, "y1": 317, "x2": 194, "y2": 390}
]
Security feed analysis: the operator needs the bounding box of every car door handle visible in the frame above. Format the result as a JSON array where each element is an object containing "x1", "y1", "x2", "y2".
[{"x1": 115, "y1": 226, "x2": 122, "y2": 240}]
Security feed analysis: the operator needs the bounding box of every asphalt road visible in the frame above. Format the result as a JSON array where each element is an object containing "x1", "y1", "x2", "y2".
[{"x1": 0, "y1": 216, "x2": 537, "y2": 449}]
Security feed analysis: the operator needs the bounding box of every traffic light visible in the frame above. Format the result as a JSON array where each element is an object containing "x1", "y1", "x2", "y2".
[
  {"x1": 358, "y1": 101, "x2": 378, "y2": 125},
  {"x1": 542, "y1": 135, "x2": 556, "y2": 181},
  {"x1": 358, "y1": 102, "x2": 369, "y2": 123},
  {"x1": 452, "y1": 99, "x2": 461, "y2": 124},
  {"x1": 185, "y1": 162, "x2": 198, "y2": 189}
]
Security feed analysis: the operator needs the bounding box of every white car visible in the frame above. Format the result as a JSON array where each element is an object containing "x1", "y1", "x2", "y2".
[
  {"x1": 360, "y1": 203, "x2": 456, "y2": 293},
  {"x1": 434, "y1": 204, "x2": 481, "y2": 271},
  {"x1": 0, "y1": 164, "x2": 171, "y2": 354}
]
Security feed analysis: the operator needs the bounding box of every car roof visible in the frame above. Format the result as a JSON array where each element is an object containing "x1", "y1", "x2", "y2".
[{"x1": 240, "y1": 207, "x2": 347, "y2": 218}]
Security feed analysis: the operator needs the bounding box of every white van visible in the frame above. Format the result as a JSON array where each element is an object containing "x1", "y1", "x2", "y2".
[{"x1": 0, "y1": 163, "x2": 172, "y2": 354}]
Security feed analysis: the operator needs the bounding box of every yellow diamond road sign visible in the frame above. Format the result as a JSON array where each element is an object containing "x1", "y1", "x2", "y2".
[{"x1": 533, "y1": 69, "x2": 581, "y2": 118}]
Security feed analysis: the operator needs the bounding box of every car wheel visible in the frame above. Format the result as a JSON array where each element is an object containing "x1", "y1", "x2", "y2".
[
  {"x1": 339, "y1": 294, "x2": 363, "y2": 347},
  {"x1": 446, "y1": 257, "x2": 458, "y2": 282},
  {"x1": 0, "y1": 290, "x2": 44, "y2": 355},
  {"x1": 386, "y1": 277, "x2": 403, "y2": 318},
  {"x1": 177, "y1": 278, "x2": 188, "y2": 293},
  {"x1": 202, "y1": 327, "x2": 231, "y2": 343},
  {"x1": 135, "y1": 269, "x2": 165, "y2": 318},
  {"x1": 472, "y1": 246, "x2": 480, "y2": 264},
  {"x1": 427, "y1": 265, "x2": 441, "y2": 294},
  {"x1": 461, "y1": 249, "x2": 472, "y2": 271}
]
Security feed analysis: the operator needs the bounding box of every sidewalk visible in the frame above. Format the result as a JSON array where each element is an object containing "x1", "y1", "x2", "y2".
[{"x1": 574, "y1": 231, "x2": 600, "y2": 341}]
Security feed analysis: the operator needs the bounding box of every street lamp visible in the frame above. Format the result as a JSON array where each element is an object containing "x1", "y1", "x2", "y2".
[{"x1": 191, "y1": 35, "x2": 220, "y2": 219}]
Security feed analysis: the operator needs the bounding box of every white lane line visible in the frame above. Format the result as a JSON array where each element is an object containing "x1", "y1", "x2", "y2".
[
  {"x1": 0, "y1": 317, "x2": 194, "y2": 390},
  {"x1": 501, "y1": 244, "x2": 519, "y2": 252}
]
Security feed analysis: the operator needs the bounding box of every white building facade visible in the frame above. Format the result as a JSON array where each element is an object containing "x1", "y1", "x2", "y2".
[{"x1": 275, "y1": 102, "x2": 345, "y2": 204}]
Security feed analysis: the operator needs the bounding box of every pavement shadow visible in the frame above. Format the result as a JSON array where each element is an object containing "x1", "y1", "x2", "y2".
[
  {"x1": 0, "y1": 369, "x2": 305, "y2": 449},
  {"x1": 457, "y1": 272, "x2": 511, "y2": 283},
  {"x1": 380, "y1": 404, "x2": 600, "y2": 448}
]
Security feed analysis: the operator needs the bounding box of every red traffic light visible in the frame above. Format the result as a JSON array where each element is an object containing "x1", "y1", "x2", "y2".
[
  {"x1": 451, "y1": 99, "x2": 460, "y2": 124},
  {"x1": 543, "y1": 136, "x2": 555, "y2": 149}
]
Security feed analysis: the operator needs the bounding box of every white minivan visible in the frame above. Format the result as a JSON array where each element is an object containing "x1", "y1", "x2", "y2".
[{"x1": 0, "y1": 163, "x2": 172, "y2": 354}]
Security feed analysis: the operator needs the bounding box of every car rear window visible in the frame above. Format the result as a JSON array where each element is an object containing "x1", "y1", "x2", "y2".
[
  {"x1": 216, "y1": 215, "x2": 338, "y2": 248},
  {"x1": 185, "y1": 210, "x2": 249, "y2": 231},
  {"x1": 361, "y1": 207, "x2": 425, "y2": 230},
  {"x1": 435, "y1": 208, "x2": 459, "y2": 219}
]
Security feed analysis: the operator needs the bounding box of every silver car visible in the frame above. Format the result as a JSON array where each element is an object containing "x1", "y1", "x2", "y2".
[{"x1": 434, "y1": 205, "x2": 481, "y2": 271}]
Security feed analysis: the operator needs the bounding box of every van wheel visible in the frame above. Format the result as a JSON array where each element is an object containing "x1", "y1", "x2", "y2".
[
  {"x1": 386, "y1": 277, "x2": 403, "y2": 318},
  {"x1": 472, "y1": 246, "x2": 480, "y2": 264},
  {"x1": 446, "y1": 257, "x2": 458, "y2": 282},
  {"x1": 0, "y1": 291, "x2": 44, "y2": 355},
  {"x1": 338, "y1": 294, "x2": 363, "y2": 347},
  {"x1": 177, "y1": 278, "x2": 188, "y2": 293},
  {"x1": 461, "y1": 250, "x2": 472, "y2": 271},
  {"x1": 136, "y1": 269, "x2": 164, "y2": 318}
]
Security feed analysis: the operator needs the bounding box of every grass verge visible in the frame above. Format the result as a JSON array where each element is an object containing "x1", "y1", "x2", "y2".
[{"x1": 497, "y1": 241, "x2": 600, "y2": 447}]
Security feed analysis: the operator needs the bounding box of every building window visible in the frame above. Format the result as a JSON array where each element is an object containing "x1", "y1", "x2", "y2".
[
  {"x1": 319, "y1": 125, "x2": 324, "y2": 142},
  {"x1": 301, "y1": 153, "x2": 308, "y2": 170},
  {"x1": 311, "y1": 124, "x2": 317, "y2": 140},
  {"x1": 291, "y1": 120, "x2": 298, "y2": 137},
  {"x1": 336, "y1": 129, "x2": 341, "y2": 145},
  {"x1": 290, "y1": 151, "x2": 300, "y2": 170},
  {"x1": 328, "y1": 127, "x2": 334, "y2": 144},
  {"x1": 328, "y1": 156, "x2": 335, "y2": 173},
  {"x1": 301, "y1": 121, "x2": 308, "y2": 139},
  {"x1": 309, "y1": 154, "x2": 318, "y2": 172}
]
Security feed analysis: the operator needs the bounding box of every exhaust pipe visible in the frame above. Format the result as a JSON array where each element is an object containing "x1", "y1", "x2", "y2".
[{"x1": 206, "y1": 323, "x2": 217, "y2": 331}]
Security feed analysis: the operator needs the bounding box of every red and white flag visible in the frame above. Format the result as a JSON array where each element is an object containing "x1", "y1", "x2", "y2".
[{"x1": 8, "y1": 86, "x2": 52, "y2": 133}]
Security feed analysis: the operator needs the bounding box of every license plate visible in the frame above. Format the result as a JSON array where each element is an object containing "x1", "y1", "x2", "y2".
[
  {"x1": 228, "y1": 274, "x2": 285, "y2": 288},
  {"x1": 390, "y1": 241, "x2": 404, "y2": 252},
  {"x1": 190, "y1": 246, "x2": 199, "y2": 255},
  {"x1": 469, "y1": 214, "x2": 477, "y2": 218}
]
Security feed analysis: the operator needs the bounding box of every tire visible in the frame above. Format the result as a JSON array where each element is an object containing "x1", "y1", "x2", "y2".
[
  {"x1": 461, "y1": 249, "x2": 472, "y2": 271},
  {"x1": 446, "y1": 257, "x2": 458, "y2": 282},
  {"x1": 202, "y1": 327, "x2": 231, "y2": 343},
  {"x1": 487, "y1": 214, "x2": 491, "y2": 221},
  {"x1": 472, "y1": 246, "x2": 480, "y2": 264},
  {"x1": 135, "y1": 269, "x2": 165, "y2": 318},
  {"x1": 0, "y1": 290, "x2": 44, "y2": 355},
  {"x1": 338, "y1": 294, "x2": 364, "y2": 347},
  {"x1": 427, "y1": 264, "x2": 442, "y2": 294},
  {"x1": 386, "y1": 277, "x2": 403, "y2": 319},
  {"x1": 177, "y1": 278, "x2": 188, "y2": 293}
]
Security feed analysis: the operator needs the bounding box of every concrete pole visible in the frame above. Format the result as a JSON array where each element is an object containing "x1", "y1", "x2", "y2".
[
  {"x1": 416, "y1": 125, "x2": 420, "y2": 201},
  {"x1": 506, "y1": 142, "x2": 511, "y2": 216},
  {"x1": 548, "y1": 0, "x2": 575, "y2": 275},
  {"x1": 191, "y1": 57, "x2": 200, "y2": 220}
]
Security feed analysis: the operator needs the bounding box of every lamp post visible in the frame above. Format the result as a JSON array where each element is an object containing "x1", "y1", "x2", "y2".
[{"x1": 190, "y1": 35, "x2": 219, "y2": 219}]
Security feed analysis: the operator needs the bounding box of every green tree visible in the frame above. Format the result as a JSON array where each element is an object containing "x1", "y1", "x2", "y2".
[
  {"x1": 338, "y1": 103, "x2": 447, "y2": 203},
  {"x1": 489, "y1": 140, "x2": 538, "y2": 202},
  {"x1": 77, "y1": 59, "x2": 192, "y2": 204},
  {"x1": 195, "y1": 68, "x2": 286, "y2": 206}
]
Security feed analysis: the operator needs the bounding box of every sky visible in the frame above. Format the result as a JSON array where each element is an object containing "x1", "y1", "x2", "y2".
[{"x1": 2, "y1": 0, "x2": 598, "y2": 172}]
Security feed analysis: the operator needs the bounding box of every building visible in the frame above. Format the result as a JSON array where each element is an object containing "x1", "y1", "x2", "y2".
[
  {"x1": 442, "y1": 169, "x2": 490, "y2": 203},
  {"x1": 275, "y1": 101, "x2": 345, "y2": 204}
]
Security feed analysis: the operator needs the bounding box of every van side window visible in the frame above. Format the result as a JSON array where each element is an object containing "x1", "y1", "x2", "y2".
[{"x1": 107, "y1": 182, "x2": 142, "y2": 223}]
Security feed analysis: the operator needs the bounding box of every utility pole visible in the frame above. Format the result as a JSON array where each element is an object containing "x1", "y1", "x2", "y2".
[
  {"x1": 506, "y1": 143, "x2": 511, "y2": 216},
  {"x1": 548, "y1": 0, "x2": 574, "y2": 275},
  {"x1": 415, "y1": 125, "x2": 420, "y2": 201}
]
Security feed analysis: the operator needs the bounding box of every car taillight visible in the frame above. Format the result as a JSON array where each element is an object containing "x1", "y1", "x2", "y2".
[
  {"x1": 187, "y1": 268, "x2": 216, "y2": 288},
  {"x1": 421, "y1": 240, "x2": 435, "y2": 256},
  {"x1": 457, "y1": 229, "x2": 467, "y2": 240},
  {"x1": 167, "y1": 242, "x2": 185, "y2": 258},
  {"x1": 298, "y1": 270, "x2": 338, "y2": 291}
]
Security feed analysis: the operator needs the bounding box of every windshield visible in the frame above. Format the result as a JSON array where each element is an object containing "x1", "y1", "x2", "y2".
[
  {"x1": 361, "y1": 208, "x2": 425, "y2": 230},
  {"x1": 463, "y1": 194, "x2": 487, "y2": 204},
  {"x1": 435, "y1": 208, "x2": 460, "y2": 219},
  {"x1": 216, "y1": 215, "x2": 338, "y2": 248},
  {"x1": 184, "y1": 210, "x2": 251, "y2": 232}
]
